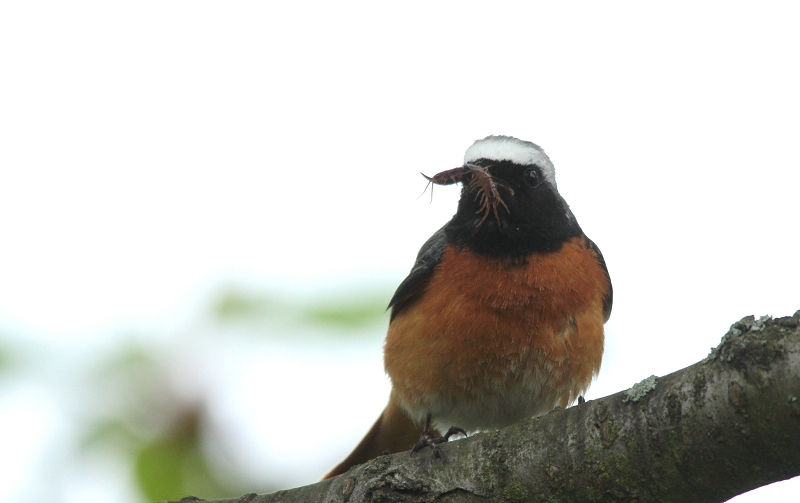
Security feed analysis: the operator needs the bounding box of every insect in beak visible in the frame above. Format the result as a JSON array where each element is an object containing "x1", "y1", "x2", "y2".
[{"x1": 421, "y1": 164, "x2": 512, "y2": 227}]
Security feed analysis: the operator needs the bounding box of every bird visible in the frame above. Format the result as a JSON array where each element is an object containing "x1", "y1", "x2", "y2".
[{"x1": 324, "y1": 135, "x2": 612, "y2": 479}]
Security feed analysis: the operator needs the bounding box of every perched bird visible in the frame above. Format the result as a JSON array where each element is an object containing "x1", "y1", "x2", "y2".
[{"x1": 324, "y1": 135, "x2": 612, "y2": 479}]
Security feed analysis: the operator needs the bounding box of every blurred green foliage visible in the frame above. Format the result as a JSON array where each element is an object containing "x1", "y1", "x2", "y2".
[
  {"x1": 213, "y1": 287, "x2": 393, "y2": 332},
  {"x1": 214, "y1": 290, "x2": 279, "y2": 319},
  {"x1": 0, "y1": 343, "x2": 10, "y2": 371},
  {"x1": 134, "y1": 409, "x2": 232, "y2": 502},
  {"x1": 303, "y1": 294, "x2": 391, "y2": 328},
  {"x1": 85, "y1": 346, "x2": 246, "y2": 502},
  {"x1": 76, "y1": 284, "x2": 391, "y2": 501},
  {"x1": 0, "y1": 274, "x2": 396, "y2": 503}
]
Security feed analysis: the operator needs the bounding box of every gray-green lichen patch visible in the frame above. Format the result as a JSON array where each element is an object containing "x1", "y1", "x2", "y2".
[
  {"x1": 750, "y1": 315, "x2": 772, "y2": 332},
  {"x1": 704, "y1": 313, "x2": 793, "y2": 369},
  {"x1": 624, "y1": 375, "x2": 658, "y2": 403},
  {"x1": 704, "y1": 314, "x2": 773, "y2": 363}
]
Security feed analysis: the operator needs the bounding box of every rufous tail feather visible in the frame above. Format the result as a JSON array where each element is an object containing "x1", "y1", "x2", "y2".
[{"x1": 323, "y1": 395, "x2": 432, "y2": 479}]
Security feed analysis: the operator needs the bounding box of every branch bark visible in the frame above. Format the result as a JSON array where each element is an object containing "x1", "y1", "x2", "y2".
[{"x1": 167, "y1": 310, "x2": 800, "y2": 503}]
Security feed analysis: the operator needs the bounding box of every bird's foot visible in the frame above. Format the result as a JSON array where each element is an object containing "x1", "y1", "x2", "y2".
[{"x1": 410, "y1": 413, "x2": 467, "y2": 460}]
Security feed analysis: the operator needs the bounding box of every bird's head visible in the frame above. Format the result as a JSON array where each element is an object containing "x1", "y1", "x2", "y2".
[{"x1": 423, "y1": 135, "x2": 582, "y2": 256}]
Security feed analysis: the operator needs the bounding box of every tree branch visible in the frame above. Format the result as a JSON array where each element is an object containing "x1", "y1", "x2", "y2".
[{"x1": 167, "y1": 310, "x2": 800, "y2": 503}]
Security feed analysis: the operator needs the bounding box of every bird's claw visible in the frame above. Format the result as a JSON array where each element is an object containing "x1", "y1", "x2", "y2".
[{"x1": 410, "y1": 414, "x2": 467, "y2": 460}]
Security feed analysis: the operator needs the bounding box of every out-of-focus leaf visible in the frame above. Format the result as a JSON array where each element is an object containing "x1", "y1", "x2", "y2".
[
  {"x1": 134, "y1": 408, "x2": 234, "y2": 502},
  {"x1": 212, "y1": 286, "x2": 394, "y2": 334},
  {"x1": 214, "y1": 290, "x2": 279, "y2": 320},
  {"x1": 0, "y1": 344, "x2": 11, "y2": 371},
  {"x1": 302, "y1": 292, "x2": 391, "y2": 329},
  {"x1": 82, "y1": 418, "x2": 144, "y2": 452},
  {"x1": 86, "y1": 346, "x2": 242, "y2": 501},
  {"x1": 96, "y1": 345, "x2": 158, "y2": 378},
  {"x1": 89, "y1": 345, "x2": 175, "y2": 437},
  {"x1": 136, "y1": 439, "x2": 185, "y2": 501}
]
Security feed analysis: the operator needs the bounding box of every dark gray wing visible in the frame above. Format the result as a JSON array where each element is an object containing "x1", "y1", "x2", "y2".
[
  {"x1": 585, "y1": 235, "x2": 613, "y2": 322},
  {"x1": 388, "y1": 225, "x2": 448, "y2": 321}
]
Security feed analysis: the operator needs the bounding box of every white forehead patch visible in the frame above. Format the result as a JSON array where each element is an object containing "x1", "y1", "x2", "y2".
[{"x1": 464, "y1": 135, "x2": 557, "y2": 188}]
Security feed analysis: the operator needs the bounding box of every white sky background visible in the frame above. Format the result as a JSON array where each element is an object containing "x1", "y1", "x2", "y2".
[{"x1": 1, "y1": 1, "x2": 799, "y2": 501}]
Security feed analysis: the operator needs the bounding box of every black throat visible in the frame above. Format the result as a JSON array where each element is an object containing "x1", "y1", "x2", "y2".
[{"x1": 443, "y1": 166, "x2": 583, "y2": 258}]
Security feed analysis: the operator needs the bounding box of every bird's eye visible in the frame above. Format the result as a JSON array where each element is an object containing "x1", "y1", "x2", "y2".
[{"x1": 523, "y1": 167, "x2": 539, "y2": 188}]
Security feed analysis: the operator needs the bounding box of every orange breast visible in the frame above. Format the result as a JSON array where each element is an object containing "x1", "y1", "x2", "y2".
[{"x1": 384, "y1": 236, "x2": 609, "y2": 431}]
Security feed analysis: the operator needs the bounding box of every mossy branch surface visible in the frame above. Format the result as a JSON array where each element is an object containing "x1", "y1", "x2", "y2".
[{"x1": 165, "y1": 310, "x2": 800, "y2": 503}]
